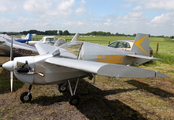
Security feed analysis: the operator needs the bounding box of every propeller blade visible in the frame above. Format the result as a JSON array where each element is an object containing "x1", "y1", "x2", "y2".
[
  {"x1": 10, "y1": 37, "x2": 13, "y2": 94},
  {"x1": 10, "y1": 71, "x2": 13, "y2": 94}
]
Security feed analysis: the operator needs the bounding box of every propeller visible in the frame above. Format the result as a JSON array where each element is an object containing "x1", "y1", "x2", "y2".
[{"x1": 10, "y1": 37, "x2": 13, "y2": 94}]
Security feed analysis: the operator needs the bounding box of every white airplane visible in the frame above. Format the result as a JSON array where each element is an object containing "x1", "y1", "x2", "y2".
[
  {"x1": 0, "y1": 36, "x2": 38, "y2": 57},
  {"x1": 28, "y1": 33, "x2": 79, "y2": 46},
  {"x1": 28, "y1": 36, "x2": 56, "y2": 46},
  {"x1": 0, "y1": 33, "x2": 79, "y2": 57},
  {"x1": 2, "y1": 33, "x2": 169, "y2": 105}
]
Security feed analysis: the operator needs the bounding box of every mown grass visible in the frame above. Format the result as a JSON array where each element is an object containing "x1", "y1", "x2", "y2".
[{"x1": 0, "y1": 35, "x2": 173, "y2": 119}]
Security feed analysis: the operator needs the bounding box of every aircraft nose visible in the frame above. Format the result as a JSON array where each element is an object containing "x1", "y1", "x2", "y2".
[{"x1": 2, "y1": 61, "x2": 14, "y2": 71}]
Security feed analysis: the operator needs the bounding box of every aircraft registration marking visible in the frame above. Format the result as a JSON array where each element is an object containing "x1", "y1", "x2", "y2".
[
  {"x1": 13, "y1": 48, "x2": 32, "y2": 55},
  {"x1": 98, "y1": 55, "x2": 123, "y2": 63}
]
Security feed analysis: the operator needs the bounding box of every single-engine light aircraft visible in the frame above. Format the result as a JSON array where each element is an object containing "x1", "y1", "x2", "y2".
[
  {"x1": 0, "y1": 33, "x2": 79, "y2": 57},
  {"x1": 2, "y1": 33, "x2": 169, "y2": 105},
  {"x1": 0, "y1": 34, "x2": 33, "y2": 43},
  {"x1": 0, "y1": 36, "x2": 38, "y2": 57}
]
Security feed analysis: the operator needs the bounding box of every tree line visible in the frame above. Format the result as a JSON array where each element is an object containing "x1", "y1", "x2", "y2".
[{"x1": 0, "y1": 30, "x2": 172, "y2": 38}]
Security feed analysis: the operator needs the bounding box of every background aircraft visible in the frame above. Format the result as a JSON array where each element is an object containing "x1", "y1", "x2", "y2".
[
  {"x1": 28, "y1": 33, "x2": 79, "y2": 46},
  {"x1": 0, "y1": 33, "x2": 79, "y2": 57},
  {"x1": 0, "y1": 34, "x2": 33, "y2": 43},
  {"x1": 2, "y1": 33, "x2": 169, "y2": 105},
  {"x1": 0, "y1": 36, "x2": 38, "y2": 57}
]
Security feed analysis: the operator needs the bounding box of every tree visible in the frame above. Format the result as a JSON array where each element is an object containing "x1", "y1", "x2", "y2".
[
  {"x1": 63, "y1": 30, "x2": 70, "y2": 35},
  {"x1": 59, "y1": 30, "x2": 63, "y2": 35}
]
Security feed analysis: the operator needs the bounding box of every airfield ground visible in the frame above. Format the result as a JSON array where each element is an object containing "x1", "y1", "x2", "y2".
[{"x1": 0, "y1": 36, "x2": 174, "y2": 119}]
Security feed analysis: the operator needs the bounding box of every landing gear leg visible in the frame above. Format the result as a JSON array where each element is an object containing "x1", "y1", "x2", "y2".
[
  {"x1": 20, "y1": 84, "x2": 32, "y2": 103},
  {"x1": 68, "y1": 78, "x2": 80, "y2": 105}
]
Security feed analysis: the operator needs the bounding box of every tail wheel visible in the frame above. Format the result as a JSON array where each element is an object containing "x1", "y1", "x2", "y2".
[{"x1": 20, "y1": 92, "x2": 32, "y2": 103}]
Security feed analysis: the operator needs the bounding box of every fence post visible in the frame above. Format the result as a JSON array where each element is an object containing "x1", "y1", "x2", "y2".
[
  {"x1": 108, "y1": 41, "x2": 110, "y2": 45},
  {"x1": 156, "y1": 43, "x2": 159, "y2": 57}
]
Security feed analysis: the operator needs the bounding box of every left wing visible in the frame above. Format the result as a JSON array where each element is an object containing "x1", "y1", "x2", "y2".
[{"x1": 45, "y1": 57, "x2": 169, "y2": 78}]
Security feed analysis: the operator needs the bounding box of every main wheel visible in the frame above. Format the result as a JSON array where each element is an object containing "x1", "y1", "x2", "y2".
[
  {"x1": 58, "y1": 83, "x2": 67, "y2": 92},
  {"x1": 20, "y1": 92, "x2": 32, "y2": 103},
  {"x1": 69, "y1": 95, "x2": 80, "y2": 105}
]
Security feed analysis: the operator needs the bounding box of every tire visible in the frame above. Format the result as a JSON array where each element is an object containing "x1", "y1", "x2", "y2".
[
  {"x1": 20, "y1": 92, "x2": 32, "y2": 103},
  {"x1": 69, "y1": 95, "x2": 80, "y2": 105},
  {"x1": 58, "y1": 83, "x2": 67, "y2": 92}
]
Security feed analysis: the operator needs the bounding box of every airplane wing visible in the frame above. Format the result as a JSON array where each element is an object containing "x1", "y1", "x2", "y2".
[
  {"x1": 45, "y1": 57, "x2": 169, "y2": 78},
  {"x1": 35, "y1": 43, "x2": 77, "y2": 58},
  {"x1": 35, "y1": 43, "x2": 57, "y2": 55}
]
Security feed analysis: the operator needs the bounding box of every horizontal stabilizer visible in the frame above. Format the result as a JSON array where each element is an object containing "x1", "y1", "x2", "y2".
[
  {"x1": 126, "y1": 54, "x2": 164, "y2": 61},
  {"x1": 126, "y1": 54, "x2": 164, "y2": 66},
  {"x1": 45, "y1": 57, "x2": 169, "y2": 78}
]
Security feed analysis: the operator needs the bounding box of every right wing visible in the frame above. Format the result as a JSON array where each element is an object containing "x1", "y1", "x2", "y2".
[{"x1": 45, "y1": 57, "x2": 169, "y2": 78}]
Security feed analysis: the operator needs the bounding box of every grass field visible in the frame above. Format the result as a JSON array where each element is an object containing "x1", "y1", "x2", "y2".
[
  {"x1": 0, "y1": 35, "x2": 174, "y2": 119},
  {"x1": 32, "y1": 35, "x2": 174, "y2": 64}
]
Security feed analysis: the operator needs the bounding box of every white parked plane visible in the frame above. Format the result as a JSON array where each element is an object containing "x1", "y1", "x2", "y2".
[
  {"x1": 2, "y1": 33, "x2": 169, "y2": 105},
  {"x1": 0, "y1": 36, "x2": 38, "y2": 56},
  {"x1": 28, "y1": 33, "x2": 79, "y2": 46},
  {"x1": 0, "y1": 33, "x2": 79, "y2": 57}
]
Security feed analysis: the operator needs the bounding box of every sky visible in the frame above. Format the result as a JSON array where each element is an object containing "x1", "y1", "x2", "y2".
[{"x1": 0, "y1": 0, "x2": 174, "y2": 36}]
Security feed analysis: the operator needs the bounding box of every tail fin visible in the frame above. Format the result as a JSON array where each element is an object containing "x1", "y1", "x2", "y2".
[
  {"x1": 28, "y1": 34, "x2": 32, "y2": 41},
  {"x1": 131, "y1": 33, "x2": 150, "y2": 56},
  {"x1": 70, "y1": 33, "x2": 79, "y2": 42}
]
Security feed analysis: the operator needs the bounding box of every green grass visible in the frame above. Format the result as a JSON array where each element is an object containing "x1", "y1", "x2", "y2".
[
  {"x1": 32, "y1": 35, "x2": 174, "y2": 64},
  {"x1": 0, "y1": 35, "x2": 174, "y2": 119}
]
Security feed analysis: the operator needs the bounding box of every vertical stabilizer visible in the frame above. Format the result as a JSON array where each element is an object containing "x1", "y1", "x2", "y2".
[
  {"x1": 131, "y1": 33, "x2": 150, "y2": 56},
  {"x1": 70, "y1": 33, "x2": 79, "y2": 42},
  {"x1": 29, "y1": 34, "x2": 32, "y2": 41}
]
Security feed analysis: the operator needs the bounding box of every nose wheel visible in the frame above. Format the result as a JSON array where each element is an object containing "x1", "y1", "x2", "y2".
[
  {"x1": 69, "y1": 95, "x2": 79, "y2": 105},
  {"x1": 20, "y1": 84, "x2": 32, "y2": 103},
  {"x1": 68, "y1": 78, "x2": 80, "y2": 105}
]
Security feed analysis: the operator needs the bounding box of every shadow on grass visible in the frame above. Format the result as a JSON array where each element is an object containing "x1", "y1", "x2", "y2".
[
  {"x1": 126, "y1": 80, "x2": 174, "y2": 98},
  {"x1": 0, "y1": 68, "x2": 24, "y2": 94},
  {"x1": 31, "y1": 79, "x2": 145, "y2": 120}
]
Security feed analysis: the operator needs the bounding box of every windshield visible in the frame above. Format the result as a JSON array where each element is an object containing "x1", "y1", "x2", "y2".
[
  {"x1": 60, "y1": 41, "x2": 84, "y2": 56},
  {"x1": 45, "y1": 38, "x2": 55, "y2": 42}
]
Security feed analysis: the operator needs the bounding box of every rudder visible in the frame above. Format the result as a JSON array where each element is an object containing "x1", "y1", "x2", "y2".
[{"x1": 131, "y1": 33, "x2": 150, "y2": 56}]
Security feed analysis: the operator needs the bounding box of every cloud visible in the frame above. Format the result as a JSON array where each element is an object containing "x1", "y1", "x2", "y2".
[
  {"x1": 146, "y1": 0, "x2": 174, "y2": 10},
  {"x1": 0, "y1": 18, "x2": 11, "y2": 23},
  {"x1": 150, "y1": 12, "x2": 174, "y2": 26},
  {"x1": 126, "y1": 0, "x2": 174, "y2": 10},
  {"x1": 23, "y1": 0, "x2": 51, "y2": 14},
  {"x1": 75, "y1": 0, "x2": 86, "y2": 16},
  {"x1": 58, "y1": 0, "x2": 75, "y2": 11},
  {"x1": 104, "y1": 19, "x2": 112, "y2": 26},
  {"x1": 0, "y1": 5, "x2": 7, "y2": 12},
  {"x1": 18, "y1": 17, "x2": 28, "y2": 22},
  {"x1": 121, "y1": 3, "x2": 131, "y2": 8},
  {"x1": 100, "y1": 14, "x2": 105, "y2": 18},
  {"x1": 75, "y1": 7, "x2": 86, "y2": 16},
  {"x1": 132, "y1": 6, "x2": 143, "y2": 11}
]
